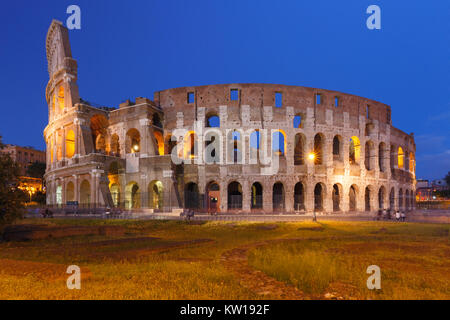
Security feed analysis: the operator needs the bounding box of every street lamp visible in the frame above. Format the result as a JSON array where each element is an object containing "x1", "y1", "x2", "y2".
[{"x1": 308, "y1": 152, "x2": 315, "y2": 161}]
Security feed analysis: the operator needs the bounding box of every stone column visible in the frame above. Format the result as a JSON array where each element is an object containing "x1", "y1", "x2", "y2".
[
  {"x1": 242, "y1": 180, "x2": 251, "y2": 212},
  {"x1": 262, "y1": 183, "x2": 272, "y2": 213}
]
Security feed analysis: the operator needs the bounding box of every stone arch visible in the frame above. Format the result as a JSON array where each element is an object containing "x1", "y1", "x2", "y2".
[
  {"x1": 65, "y1": 130, "x2": 75, "y2": 159},
  {"x1": 184, "y1": 131, "x2": 198, "y2": 159},
  {"x1": 365, "y1": 140, "x2": 375, "y2": 170},
  {"x1": 80, "y1": 179, "x2": 91, "y2": 206},
  {"x1": 185, "y1": 182, "x2": 200, "y2": 209},
  {"x1": 228, "y1": 130, "x2": 242, "y2": 163},
  {"x1": 332, "y1": 135, "x2": 343, "y2": 161},
  {"x1": 349, "y1": 184, "x2": 358, "y2": 212},
  {"x1": 148, "y1": 180, "x2": 163, "y2": 209},
  {"x1": 378, "y1": 142, "x2": 386, "y2": 172},
  {"x1": 126, "y1": 128, "x2": 141, "y2": 154},
  {"x1": 251, "y1": 182, "x2": 263, "y2": 210},
  {"x1": 365, "y1": 185, "x2": 374, "y2": 212},
  {"x1": 58, "y1": 85, "x2": 65, "y2": 112},
  {"x1": 152, "y1": 113, "x2": 163, "y2": 128},
  {"x1": 332, "y1": 183, "x2": 343, "y2": 212},
  {"x1": 294, "y1": 133, "x2": 306, "y2": 165},
  {"x1": 293, "y1": 113, "x2": 303, "y2": 128},
  {"x1": 398, "y1": 147, "x2": 405, "y2": 169},
  {"x1": 153, "y1": 130, "x2": 164, "y2": 155},
  {"x1": 349, "y1": 136, "x2": 361, "y2": 164},
  {"x1": 389, "y1": 187, "x2": 395, "y2": 210},
  {"x1": 206, "y1": 181, "x2": 220, "y2": 213},
  {"x1": 378, "y1": 186, "x2": 386, "y2": 210},
  {"x1": 228, "y1": 181, "x2": 242, "y2": 210},
  {"x1": 294, "y1": 182, "x2": 305, "y2": 211},
  {"x1": 125, "y1": 181, "x2": 140, "y2": 209},
  {"x1": 66, "y1": 181, "x2": 75, "y2": 202},
  {"x1": 272, "y1": 130, "x2": 286, "y2": 156},
  {"x1": 110, "y1": 134, "x2": 120, "y2": 156},
  {"x1": 110, "y1": 183, "x2": 120, "y2": 208},
  {"x1": 409, "y1": 152, "x2": 415, "y2": 174},
  {"x1": 313, "y1": 133, "x2": 324, "y2": 165},
  {"x1": 90, "y1": 114, "x2": 108, "y2": 153},
  {"x1": 314, "y1": 183, "x2": 326, "y2": 211},
  {"x1": 273, "y1": 182, "x2": 285, "y2": 211},
  {"x1": 398, "y1": 188, "x2": 404, "y2": 211},
  {"x1": 206, "y1": 113, "x2": 220, "y2": 127}
]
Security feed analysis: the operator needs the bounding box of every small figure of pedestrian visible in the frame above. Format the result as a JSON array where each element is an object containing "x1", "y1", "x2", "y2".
[
  {"x1": 401, "y1": 211, "x2": 406, "y2": 222},
  {"x1": 395, "y1": 210, "x2": 401, "y2": 222}
]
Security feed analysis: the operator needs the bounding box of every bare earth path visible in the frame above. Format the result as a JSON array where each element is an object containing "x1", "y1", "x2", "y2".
[{"x1": 221, "y1": 240, "x2": 308, "y2": 300}]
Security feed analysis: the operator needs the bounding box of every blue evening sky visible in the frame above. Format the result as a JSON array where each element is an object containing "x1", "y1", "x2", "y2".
[{"x1": 0, "y1": 0, "x2": 448, "y2": 179}]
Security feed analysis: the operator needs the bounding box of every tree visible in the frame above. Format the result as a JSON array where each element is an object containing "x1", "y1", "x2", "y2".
[
  {"x1": 0, "y1": 136, "x2": 25, "y2": 230},
  {"x1": 26, "y1": 161, "x2": 46, "y2": 179},
  {"x1": 445, "y1": 171, "x2": 450, "y2": 187}
]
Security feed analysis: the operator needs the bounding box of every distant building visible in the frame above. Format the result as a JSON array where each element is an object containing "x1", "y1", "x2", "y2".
[
  {"x1": 0, "y1": 144, "x2": 46, "y2": 195},
  {"x1": 416, "y1": 179, "x2": 432, "y2": 201}
]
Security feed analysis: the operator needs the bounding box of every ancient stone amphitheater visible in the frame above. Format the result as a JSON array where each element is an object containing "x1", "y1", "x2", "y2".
[{"x1": 44, "y1": 20, "x2": 416, "y2": 215}]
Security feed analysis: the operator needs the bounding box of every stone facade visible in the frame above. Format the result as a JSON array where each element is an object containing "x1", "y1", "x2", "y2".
[{"x1": 44, "y1": 20, "x2": 416, "y2": 214}]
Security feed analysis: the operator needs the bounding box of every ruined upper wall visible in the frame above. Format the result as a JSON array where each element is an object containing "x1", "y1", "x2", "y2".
[{"x1": 154, "y1": 83, "x2": 392, "y2": 125}]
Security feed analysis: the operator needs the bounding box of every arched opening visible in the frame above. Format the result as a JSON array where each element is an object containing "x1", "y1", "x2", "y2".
[
  {"x1": 314, "y1": 183, "x2": 324, "y2": 211},
  {"x1": 90, "y1": 114, "x2": 108, "y2": 153},
  {"x1": 294, "y1": 133, "x2": 305, "y2": 165},
  {"x1": 398, "y1": 147, "x2": 404, "y2": 169},
  {"x1": 184, "y1": 131, "x2": 198, "y2": 159},
  {"x1": 349, "y1": 185, "x2": 358, "y2": 211},
  {"x1": 378, "y1": 142, "x2": 386, "y2": 172},
  {"x1": 110, "y1": 183, "x2": 120, "y2": 207},
  {"x1": 228, "y1": 181, "x2": 242, "y2": 210},
  {"x1": 349, "y1": 136, "x2": 361, "y2": 164},
  {"x1": 228, "y1": 130, "x2": 242, "y2": 163},
  {"x1": 66, "y1": 181, "x2": 75, "y2": 202},
  {"x1": 126, "y1": 128, "x2": 141, "y2": 154},
  {"x1": 332, "y1": 135, "x2": 342, "y2": 161},
  {"x1": 313, "y1": 134, "x2": 323, "y2": 165},
  {"x1": 110, "y1": 134, "x2": 120, "y2": 156},
  {"x1": 294, "y1": 182, "x2": 305, "y2": 211},
  {"x1": 95, "y1": 134, "x2": 106, "y2": 152},
  {"x1": 206, "y1": 182, "x2": 220, "y2": 213},
  {"x1": 405, "y1": 190, "x2": 410, "y2": 211},
  {"x1": 389, "y1": 188, "x2": 395, "y2": 210},
  {"x1": 205, "y1": 130, "x2": 221, "y2": 163},
  {"x1": 293, "y1": 114, "x2": 303, "y2": 128},
  {"x1": 56, "y1": 185, "x2": 62, "y2": 206},
  {"x1": 365, "y1": 186, "x2": 372, "y2": 212},
  {"x1": 398, "y1": 188, "x2": 404, "y2": 211},
  {"x1": 65, "y1": 130, "x2": 75, "y2": 159},
  {"x1": 332, "y1": 184, "x2": 341, "y2": 212},
  {"x1": 206, "y1": 114, "x2": 220, "y2": 127},
  {"x1": 365, "y1": 141, "x2": 375, "y2": 170},
  {"x1": 56, "y1": 131, "x2": 63, "y2": 161},
  {"x1": 273, "y1": 182, "x2": 285, "y2": 211},
  {"x1": 272, "y1": 130, "x2": 286, "y2": 156},
  {"x1": 249, "y1": 130, "x2": 260, "y2": 163},
  {"x1": 125, "y1": 182, "x2": 140, "y2": 209},
  {"x1": 378, "y1": 186, "x2": 386, "y2": 210},
  {"x1": 80, "y1": 180, "x2": 91, "y2": 207},
  {"x1": 153, "y1": 130, "x2": 164, "y2": 155},
  {"x1": 251, "y1": 182, "x2": 263, "y2": 209},
  {"x1": 58, "y1": 86, "x2": 65, "y2": 112},
  {"x1": 49, "y1": 138, "x2": 54, "y2": 163},
  {"x1": 185, "y1": 182, "x2": 200, "y2": 209},
  {"x1": 152, "y1": 113, "x2": 163, "y2": 128},
  {"x1": 409, "y1": 152, "x2": 415, "y2": 174},
  {"x1": 148, "y1": 180, "x2": 163, "y2": 209}
]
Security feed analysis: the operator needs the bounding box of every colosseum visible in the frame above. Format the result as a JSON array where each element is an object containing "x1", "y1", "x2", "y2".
[{"x1": 44, "y1": 20, "x2": 416, "y2": 215}]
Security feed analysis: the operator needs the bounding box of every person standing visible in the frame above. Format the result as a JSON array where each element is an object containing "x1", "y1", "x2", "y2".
[{"x1": 395, "y1": 210, "x2": 401, "y2": 222}]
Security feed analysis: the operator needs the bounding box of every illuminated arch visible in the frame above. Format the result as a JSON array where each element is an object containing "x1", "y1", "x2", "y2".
[
  {"x1": 409, "y1": 152, "x2": 415, "y2": 174},
  {"x1": 272, "y1": 130, "x2": 287, "y2": 156},
  {"x1": 66, "y1": 181, "x2": 75, "y2": 202},
  {"x1": 126, "y1": 128, "x2": 141, "y2": 154},
  {"x1": 148, "y1": 180, "x2": 163, "y2": 209},
  {"x1": 58, "y1": 86, "x2": 65, "y2": 112},
  {"x1": 349, "y1": 136, "x2": 361, "y2": 164},
  {"x1": 183, "y1": 131, "x2": 198, "y2": 159},
  {"x1": 80, "y1": 180, "x2": 91, "y2": 205},
  {"x1": 125, "y1": 181, "x2": 140, "y2": 209},
  {"x1": 153, "y1": 130, "x2": 164, "y2": 155},
  {"x1": 65, "y1": 130, "x2": 75, "y2": 159},
  {"x1": 398, "y1": 147, "x2": 404, "y2": 169},
  {"x1": 110, "y1": 134, "x2": 120, "y2": 156}
]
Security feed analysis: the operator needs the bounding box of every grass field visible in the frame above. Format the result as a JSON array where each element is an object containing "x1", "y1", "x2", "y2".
[{"x1": 0, "y1": 218, "x2": 448, "y2": 300}]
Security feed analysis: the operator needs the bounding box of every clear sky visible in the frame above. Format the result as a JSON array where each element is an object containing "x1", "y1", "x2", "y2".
[{"x1": 0, "y1": 0, "x2": 448, "y2": 179}]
